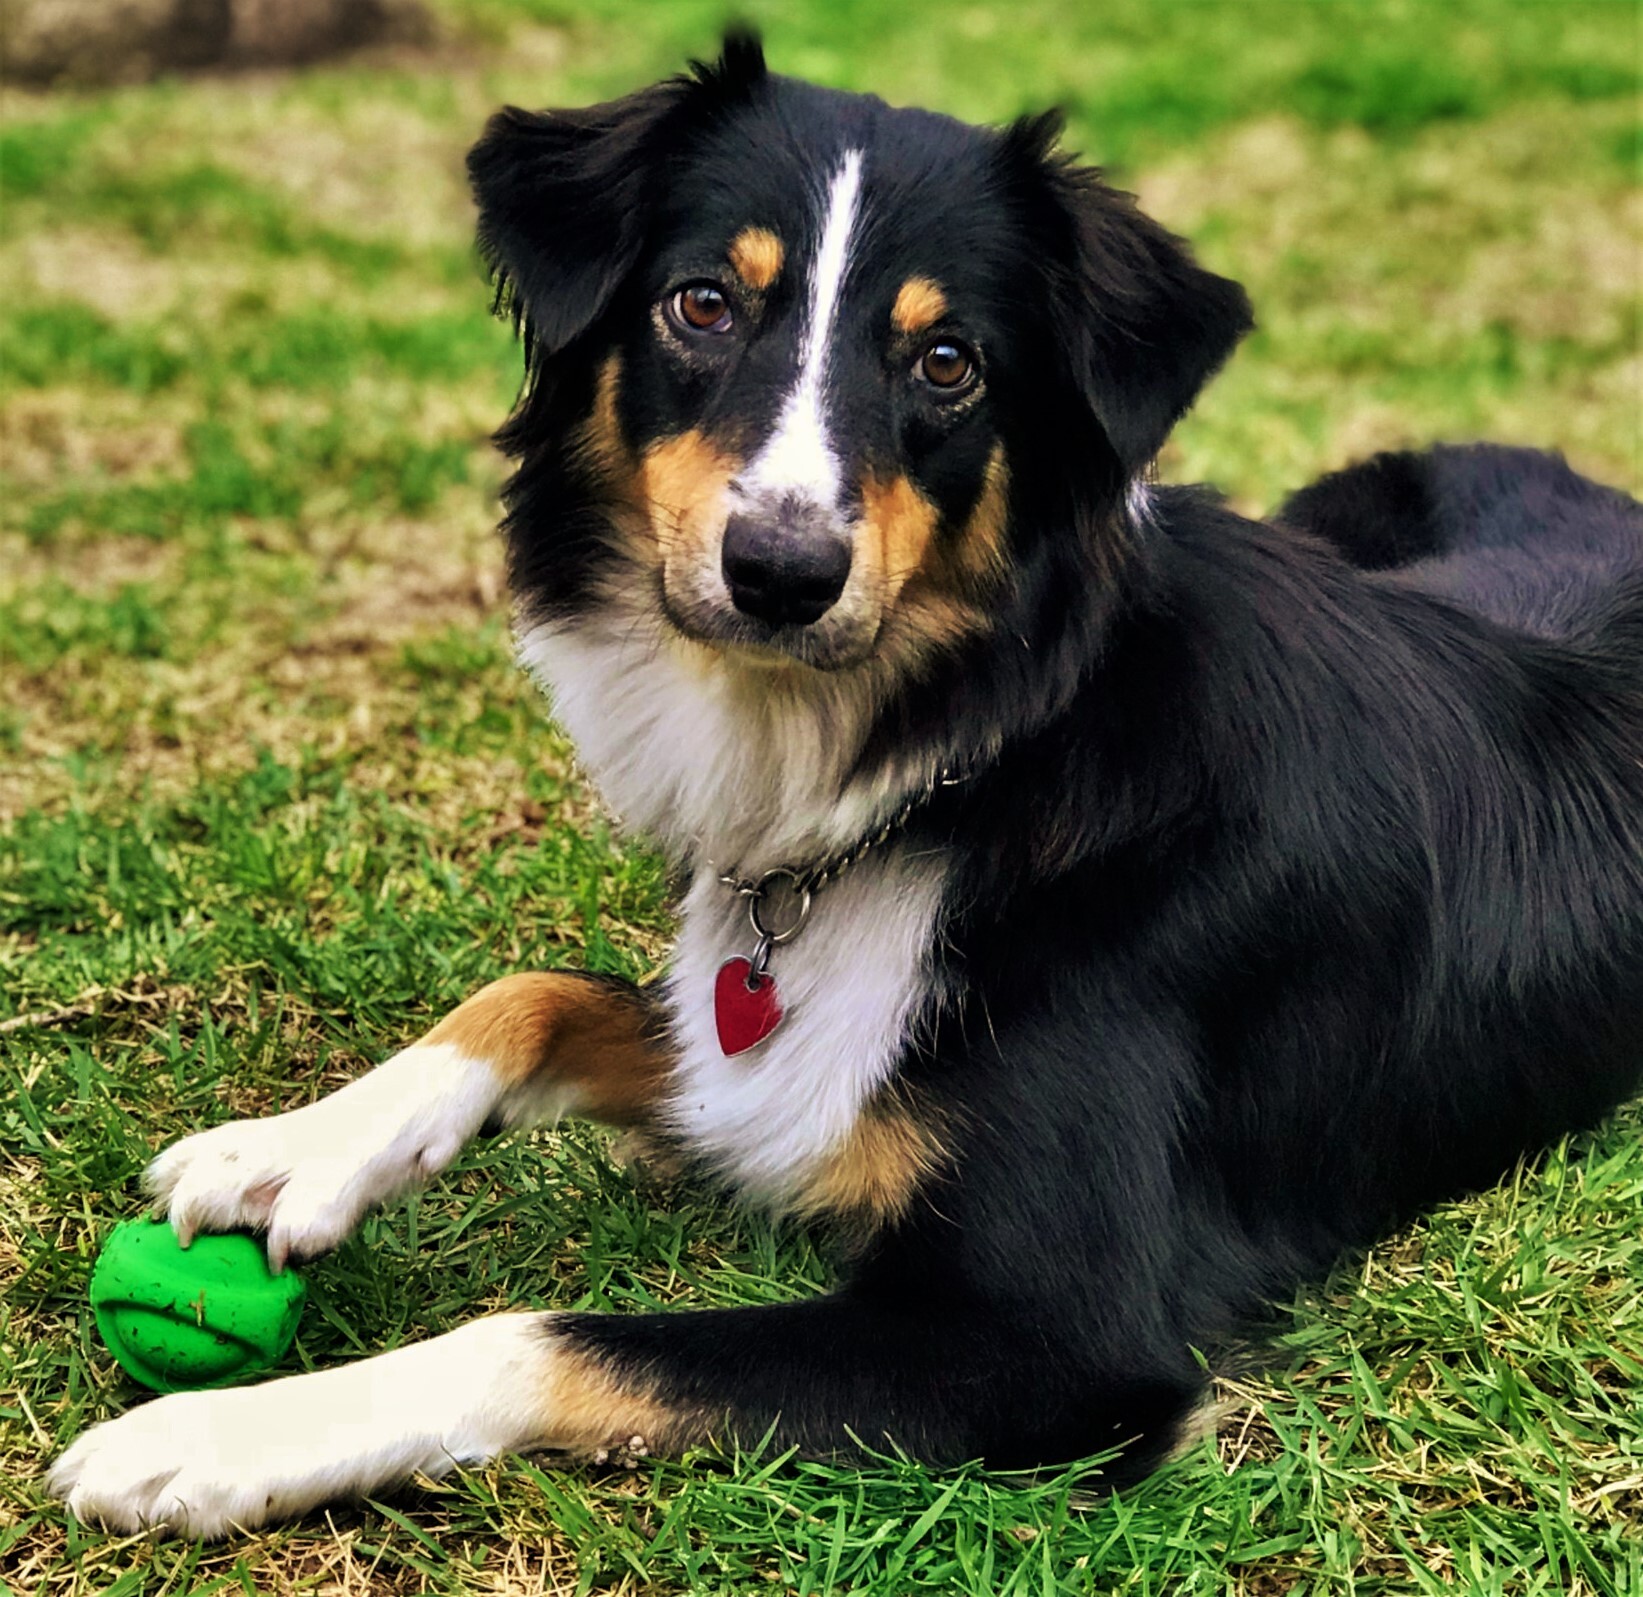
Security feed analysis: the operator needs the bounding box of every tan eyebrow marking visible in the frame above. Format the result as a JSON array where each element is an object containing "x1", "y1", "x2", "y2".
[
  {"x1": 891, "y1": 276, "x2": 948, "y2": 336},
  {"x1": 728, "y1": 226, "x2": 785, "y2": 291}
]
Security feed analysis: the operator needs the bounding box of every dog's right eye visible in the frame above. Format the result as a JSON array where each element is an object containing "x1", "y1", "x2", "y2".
[{"x1": 669, "y1": 282, "x2": 735, "y2": 335}]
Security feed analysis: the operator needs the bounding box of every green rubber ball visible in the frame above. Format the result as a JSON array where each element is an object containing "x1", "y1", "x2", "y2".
[{"x1": 89, "y1": 1217, "x2": 306, "y2": 1393}]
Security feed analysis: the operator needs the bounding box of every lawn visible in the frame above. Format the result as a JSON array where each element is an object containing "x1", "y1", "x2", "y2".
[{"x1": 1, "y1": 1, "x2": 1639, "y2": 1592}]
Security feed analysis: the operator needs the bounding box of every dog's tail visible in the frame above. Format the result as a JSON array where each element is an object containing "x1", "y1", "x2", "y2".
[
  {"x1": 1279, "y1": 444, "x2": 1643, "y2": 642},
  {"x1": 1274, "y1": 447, "x2": 1445, "y2": 570}
]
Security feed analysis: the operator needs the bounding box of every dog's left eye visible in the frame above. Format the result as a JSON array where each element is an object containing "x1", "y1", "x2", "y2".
[
  {"x1": 914, "y1": 339, "x2": 978, "y2": 393},
  {"x1": 669, "y1": 282, "x2": 735, "y2": 335}
]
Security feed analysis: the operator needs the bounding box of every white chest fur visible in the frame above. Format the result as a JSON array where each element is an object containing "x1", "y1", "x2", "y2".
[
  {"x1": 662, "y1": 849, "x2": 949, "y2": 1200},
  {"x1": 519, "y1": 613, "x2": 953, "y2": 1199},
  {"x1": 519, "y1": 612, "x2": 923, "y2": 868}
]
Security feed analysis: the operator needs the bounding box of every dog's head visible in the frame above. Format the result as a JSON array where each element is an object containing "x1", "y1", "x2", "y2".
[{"x1": 470, "y1": 34, "x2": 1250, "y2": 682}]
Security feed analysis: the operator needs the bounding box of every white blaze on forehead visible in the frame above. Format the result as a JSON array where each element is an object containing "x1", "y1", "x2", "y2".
[{"x1": 739, "y1": 149, "x2": 865, "y2": 508}]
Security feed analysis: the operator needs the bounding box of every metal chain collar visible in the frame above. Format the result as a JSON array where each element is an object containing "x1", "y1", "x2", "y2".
[{"x1": 713, "y1": 765, "x2": 964, "y2": 960}]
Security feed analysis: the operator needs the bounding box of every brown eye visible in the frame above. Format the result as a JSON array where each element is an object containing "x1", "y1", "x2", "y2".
[
  {"x1": 915, "y1": 339, "x2": 977, "y2": 392},
  {"x1": 670, "y1": 282, "x2": 734, "y2": 334}
]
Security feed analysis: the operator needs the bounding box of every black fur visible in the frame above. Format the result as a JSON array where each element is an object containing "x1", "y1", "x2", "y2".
[{"x1": 473, "y1": 40, "x2": 1643, "y2": 1482}]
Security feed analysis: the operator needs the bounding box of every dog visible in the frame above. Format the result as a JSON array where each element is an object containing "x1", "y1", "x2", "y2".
[{"x1": 49, "y1": 34, "x2": 1643, "y2": 1537}]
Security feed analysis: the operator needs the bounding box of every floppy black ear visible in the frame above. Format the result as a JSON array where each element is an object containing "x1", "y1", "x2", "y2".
[
  {"x1": 1006, "y1": 115, "x2": 1253, "y2": 475},
  {"x1": 467, "y1": 86, "x2": 683, "y2": 357},
  {"x1": 468, "y1": 31, "x2": 768, "y2": 359}
]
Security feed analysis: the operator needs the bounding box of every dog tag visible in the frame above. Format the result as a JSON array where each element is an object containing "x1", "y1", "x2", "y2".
[{"x1": 715, "y1": 958, "x2": 783, "y2": 1056}]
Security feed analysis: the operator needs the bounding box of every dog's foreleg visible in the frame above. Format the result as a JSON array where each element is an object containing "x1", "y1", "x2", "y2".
[
  {"x1": 50, "y1": 1292, "x2": 1197, "y2": 1537},
  {"x1": 48, "y1": 1311, "x2": 690, "y2": 1538},
  {"x1": 147, "y1": 972, "x2": 669, "y2": 1267}
]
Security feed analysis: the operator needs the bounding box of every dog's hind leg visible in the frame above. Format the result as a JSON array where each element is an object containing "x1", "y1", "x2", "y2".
[{"x1": 146, "y1": 971, "x2": 671, "y2": 1269}]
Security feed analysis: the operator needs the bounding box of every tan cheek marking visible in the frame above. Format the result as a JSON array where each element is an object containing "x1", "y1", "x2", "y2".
[
  {"x1": 572, "y1": 354, "x2": 656, "y2": 567},
  {"x1": 891, "y1": 276, "x2": 948, "y2": 336},
  {"x1": 577, "y1": 352, "x2": 631, "y2": 479},
  {"x1": 538, "y1": 1328, "x2": 702, "y2": 1459},
  {"x1": 790, "y1": 1100, "x2": 947, "y2": 1224},
  {"x1": 860, "y1": 472, "x2": 941, "y2": 604},
  {"x1": 425, "y1": 973, "x2": 670, "y2": 1127},
  {"x1": 728, "y1": 226, "x2": 785, "y2": 292},
  {"x1": 862, "y1": 449, "x2": 1012, "y2": 666},
  {"x1": 885, "y1": 591, "x2": 990, "y2": 660},
  {"x1": 641, "y1": 431, "x2": 740, "y2": 566},
  {"x1": 954, "y1": 442, "x2": 1011, "y2": 587}
]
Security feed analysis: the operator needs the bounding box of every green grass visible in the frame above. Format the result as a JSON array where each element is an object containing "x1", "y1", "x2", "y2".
[
  {"x1": 2, "y1": 302, "x2": 507, "y2": 395},
  {"x1": 2, "y1": 1, "x2": 1640, "y2": 1591}
]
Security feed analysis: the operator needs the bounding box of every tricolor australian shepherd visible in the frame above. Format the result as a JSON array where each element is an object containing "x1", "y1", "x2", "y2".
[{"x1": 51, "y1": 35, "x2": 1643, "y2": 1536}]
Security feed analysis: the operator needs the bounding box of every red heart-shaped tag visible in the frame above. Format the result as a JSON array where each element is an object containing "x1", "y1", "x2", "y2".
[{"x1": 714, "y1": 958, "x2": 784, "y2": 1056}]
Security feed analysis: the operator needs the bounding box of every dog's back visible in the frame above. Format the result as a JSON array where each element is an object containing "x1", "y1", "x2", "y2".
[{"x1": 1279, "y1": 444, "x2": 1643, "y2": 641}]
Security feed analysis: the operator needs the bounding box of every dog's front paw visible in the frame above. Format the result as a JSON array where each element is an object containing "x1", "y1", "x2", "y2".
[
  {"x1": 146, "y1": 1044, "x2": 501, "y2": 1268},
  {"x1": 49, "y1": 1318, "x2": 547, "y2": 1537},
  {"x1": 46, "y1": 1385, "x2": 343, "y2": 1537},
  {"x1": 47, "y1": 1379, "x2": 435, "y2": 1537}
]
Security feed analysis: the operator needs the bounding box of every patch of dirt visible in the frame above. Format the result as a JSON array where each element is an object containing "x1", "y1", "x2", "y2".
[
  {"x1": 1, "y1": 388, "x2": 188, "y2": 489},
  {"x1": 2, "y1": 0, "x2": 436, "y2": 88},
  {"x1": 1138, "y1": 115, "x2": 1317, "y2": 226},
  {"x1": 1140, "y1": 103, "x2": 1640, "y2": 348},
  {"x1": 1, "y1": 529, "x2": 184, "y2": 607},
  {"x1": 6, "y1": 225, "x2": 471, "y2": 325},
  {"x1": 0, "y1": 473, "x2": 524, "y2": 826},
  {"x1": 258, "y1": 470, "x2": 507, "y2": 636},
  {"x1": 220, "y1": 99, "x2": 473, "y2": 252}
]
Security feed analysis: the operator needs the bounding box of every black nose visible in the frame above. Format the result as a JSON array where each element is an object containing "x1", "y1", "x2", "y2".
[{"x1": 721, "y1": 511, "x2": 852, "y2": 627}]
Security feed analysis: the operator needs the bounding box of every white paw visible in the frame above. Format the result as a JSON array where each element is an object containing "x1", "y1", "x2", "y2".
[
  {"x1": 146, "y1": 1045, "x2": 501, "y2": 1268},
  {"x1": 47, "y1": 1386, "x2": 322, "y2": 1537},
  {"x1": 48, "y1": 1319, "x2": 549, "y2": 1538}
]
